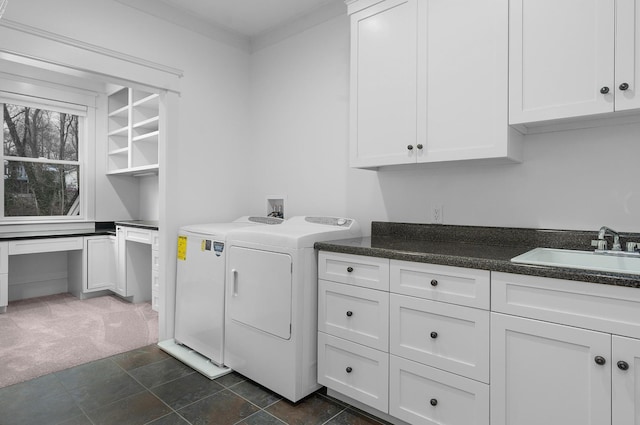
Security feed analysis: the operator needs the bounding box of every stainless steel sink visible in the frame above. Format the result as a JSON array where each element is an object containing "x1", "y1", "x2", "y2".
[{"x1": 511, "y1": 248, "x2": 640, "y2": 276}]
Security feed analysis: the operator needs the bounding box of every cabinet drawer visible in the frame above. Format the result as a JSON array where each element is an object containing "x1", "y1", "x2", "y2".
[
  {"x1": 390, "y1": 355, "x2": 489, "y2": 425},
  {"x1": 319, "y1": 251, "x2": 389, "y2": 291},
  {"x1": 390, "y1": 260, "x2": 490, "y2": 309},
  {"x1": 122, "y1": 227, "x2": 152, "y2": 244},
  {"x1": 318, "y1": 333, "x2": 389, "y2": 413},
  {"x1": 319, "y1": 280, "x2": 389, "y2": 351},
  {"x1": 492, "y1": 272, "x2": 640, "y2": 339},
  {"x1": 390, "y1": 294, "x2": 489, "y2": 383},
  {"x1": 9, "y1": 237, "x2": 83, "y2": 255}
]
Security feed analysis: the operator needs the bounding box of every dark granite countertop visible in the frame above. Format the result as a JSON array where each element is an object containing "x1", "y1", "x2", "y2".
[
  {"x1": 314, "y1": 222, "x2": 640, "y2": 288},
  {"x1": 114, "y1": 220, "x2": 159, "y2": 231},
  {"x1": 0, "y1": 222, "x2": 116, "y2": 241}
]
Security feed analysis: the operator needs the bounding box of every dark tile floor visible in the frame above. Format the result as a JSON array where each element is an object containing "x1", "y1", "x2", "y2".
[{"x1": 0, "y1": 345, "x2": 392, "y2": 425}]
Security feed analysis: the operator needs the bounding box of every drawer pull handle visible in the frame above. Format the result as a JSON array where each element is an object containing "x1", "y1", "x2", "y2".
[
  {"x1": 618, "y1": 361, "x2": 629, "y2": 371},
  {"x1": 346, "y1": 311, "x2": 353, "y2": 317},
  {"x1": 430, "y1": 279, "x2": 438, "y2": 287},
  {"x1": 347, "y1": 266, "x2": 354, "y2": 273},
  {"x1": 595, "y1": 356, "x2": 606, "y2": 366},
  {"x1": 430, "y1": 331, "x2": 438, "y2": 339},
  {"x1": 346, "y1": 367, "x2": 353, "y2": 373},
  {"x1": 430, "y1": 398, "x2": 438, "y2": 406}
]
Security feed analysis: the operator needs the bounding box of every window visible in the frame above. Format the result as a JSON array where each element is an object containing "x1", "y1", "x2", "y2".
[{"x1": 1, "y1": 95, "x2": 86, "y2": 220}]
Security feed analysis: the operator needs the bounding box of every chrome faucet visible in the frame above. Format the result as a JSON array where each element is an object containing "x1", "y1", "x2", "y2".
[{"x1": 598, "y1": 226, "x2": 622, "y2": 251}]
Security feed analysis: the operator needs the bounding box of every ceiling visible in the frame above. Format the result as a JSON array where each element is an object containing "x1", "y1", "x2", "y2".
[
  {"x1": 115, "y1": 0, "x2": 345, "y2": 40},
  {"x1": 160, "y1": 0, "x2": 342, "y2": 37}
]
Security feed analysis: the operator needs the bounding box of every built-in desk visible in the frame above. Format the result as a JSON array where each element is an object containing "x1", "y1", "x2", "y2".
[{"x1": 0, "y1": 222, "x2": 159, "y2": 313}]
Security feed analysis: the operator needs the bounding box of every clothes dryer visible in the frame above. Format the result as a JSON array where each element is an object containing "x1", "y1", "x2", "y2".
[
  {"x1": 159, "y1": 216, "x2": 283, "y2": 378},
  {"x1": 224, "y1": 216, "x2": 361, "y2": 401}
]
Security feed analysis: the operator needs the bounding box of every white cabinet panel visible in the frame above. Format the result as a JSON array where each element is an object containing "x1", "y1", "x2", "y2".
[
  {"x1": 9, "y1": 237, "x2": 83, "y2": 255},
  {"x1": 390, "y1": 355, "x2": 489, "y2": 425},
  {"x1": 319, "y1": 279, "x2": 389, "y2": 351},
  {"x1": 491, "y1": 312, "x2": 611, "y2": 425},
  {"x1": 492, "y1": 272, "x2": 640, "y2": 339}
]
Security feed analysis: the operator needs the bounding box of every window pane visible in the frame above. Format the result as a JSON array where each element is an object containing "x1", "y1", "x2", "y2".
[
  {"x1": 3, "y1": 103, "x2": 79, "y2": 161},
  {"x1": 4, "y1": 161, "x2": 79, "y2": 217}
]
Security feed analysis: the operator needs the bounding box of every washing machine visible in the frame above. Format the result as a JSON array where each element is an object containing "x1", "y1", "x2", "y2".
[
  {"x1": 224, "y1": 216, "x2": 361, "y2": 401},
  {"x1": 158, "y1": 216, "x2": 283, "y2": 379}
]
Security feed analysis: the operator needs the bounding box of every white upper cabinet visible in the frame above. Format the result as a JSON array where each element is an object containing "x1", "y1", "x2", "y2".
[
  {"x1": 349, "y1": 0, "x2": 419, "y2": 167},
  {"x1": 347, "y1": 0, "x2": 521, "y2": 169},
  {"x1": 510, "y1": 0, "x2": 640, "y2": 129}
]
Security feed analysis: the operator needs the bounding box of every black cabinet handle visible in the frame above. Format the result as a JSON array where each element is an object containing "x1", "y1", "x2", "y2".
[
  {"x1": 620, "y1": 82, "x2": 630, "y2": 91},
  {"x1": 407, "y1": 145, "x2": 414, "y2": 151},
  {"x1": 430, "y1": 398, "x2": 438, "y2": 406},
  {"x1": 430, "y1": 331, "x2": 438, "y2": 339},
  {"x1": 347, "y1": 267, "x2": 353, "y2": 273},
  {"x1": 430, "y1": 279, "x2": 438, "y2": 287},
  {"x1": 417, "y1": 144, "x2": 423, "y2": 149},
  {"x1": 346, "y1": 311, "x2": 353, "y2": 317},
  {"x1": 595, "y1": 356, "x2": 606, "y2": 365},
  {"x1": 346, "y1": 367, "x2": 353, "y2": 373},
  {"x1": 600, "y1": 86, "x2": 610, "y2": 94},
  {"x1": 618, "y1": 361, "x2": 630, "y2": 371}
]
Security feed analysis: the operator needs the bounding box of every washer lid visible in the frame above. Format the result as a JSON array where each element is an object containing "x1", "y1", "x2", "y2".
[{"x1": 226, "y1": 216, "x2": 361, "y2": 248}]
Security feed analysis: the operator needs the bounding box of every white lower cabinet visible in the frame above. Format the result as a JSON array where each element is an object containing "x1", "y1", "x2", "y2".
[
  {"x1": 492, "y1": 272, "x2": 640, "y2": 425},
  {"x1": 318, "y1": 251, "x2": 490, "y2": 425},
  {"x1": 86, "y1": 236, "x2": 117, "y2": 291},
  {"x1": 390, "y1": 355, "x2": 489, "y2": 425}
]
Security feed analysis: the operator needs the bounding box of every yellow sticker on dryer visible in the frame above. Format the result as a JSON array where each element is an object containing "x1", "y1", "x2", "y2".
[{"x1": 177, "y1": 236, "x2": 187, "y2": 261}]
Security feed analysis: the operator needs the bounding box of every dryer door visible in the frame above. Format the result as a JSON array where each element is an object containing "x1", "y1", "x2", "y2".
[{"x1": 228, "y1": 246, "x2": 292, "y2": 340}]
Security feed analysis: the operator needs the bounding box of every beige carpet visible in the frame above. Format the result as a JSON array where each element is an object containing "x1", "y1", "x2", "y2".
[{"x1": 0, "y1": 293, "x2": 158, "y2": 388}]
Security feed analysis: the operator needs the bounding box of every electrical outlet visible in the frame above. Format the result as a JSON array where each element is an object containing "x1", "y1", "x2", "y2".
[{"x1": 432, "y1": 205, "x2": 443, "y2": 224}]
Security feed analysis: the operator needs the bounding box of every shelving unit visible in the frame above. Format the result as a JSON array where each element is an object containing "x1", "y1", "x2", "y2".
[{"x1": 107, "y1": 88, "x2": 160, "y2": 175}]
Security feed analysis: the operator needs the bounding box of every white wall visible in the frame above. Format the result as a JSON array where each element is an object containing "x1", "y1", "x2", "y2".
[{"x1": 248, "y1": 14, "x2": 640, "y2": 235}]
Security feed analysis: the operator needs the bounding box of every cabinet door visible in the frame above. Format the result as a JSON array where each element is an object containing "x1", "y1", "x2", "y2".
[
  {"x1": 509, "y1": 0, "x2": 614, "y2": 124},
  {"x1": 615, "y1": 0, "x2": 640, "y2": 111},
  {"x1": 491, "y1": 313, "x2": 611, "y2": 425},
  {"x1": 349, "y1": 0, "x2": 420, "y2": 168},
  {"x1": 86, "y1": 237, "x2": 117, "y2": 291},
  {"x1": 612, "y1": 335, "x2": 640, "y2": 425},
  {"x1": 424, "y1": 0, "x2": 511, "y2": 162}
]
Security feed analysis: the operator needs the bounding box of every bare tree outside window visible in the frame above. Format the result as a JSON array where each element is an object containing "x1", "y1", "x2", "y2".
[{"x1": 2, "y1": 103, "x2": 80, "y2": 217}]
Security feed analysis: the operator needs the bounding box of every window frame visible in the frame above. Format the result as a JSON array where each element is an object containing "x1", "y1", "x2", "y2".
[{"x1": 0, "y1": 76, "x2": 96, "y2": 225}]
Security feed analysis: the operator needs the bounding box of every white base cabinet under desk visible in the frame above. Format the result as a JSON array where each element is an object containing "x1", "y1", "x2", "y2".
[
  {"x1": 115, "y1": 225, "x2": 156, "y2": 305},
  {"x1": 69, "y1": 235, "x2": 117, "y2": 300}
]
